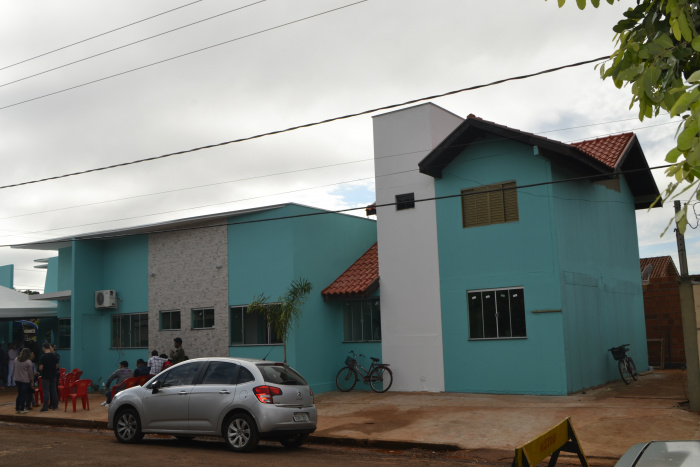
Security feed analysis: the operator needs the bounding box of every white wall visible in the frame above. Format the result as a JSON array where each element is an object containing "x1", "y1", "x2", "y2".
[{"x1": 373, "y1": 103, "x2": 463, "y2": 391}]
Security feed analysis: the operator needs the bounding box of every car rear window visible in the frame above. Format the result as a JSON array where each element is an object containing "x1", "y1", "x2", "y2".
[{"x1": 256, "y1": 364, "x2": 307, "y2": 386}]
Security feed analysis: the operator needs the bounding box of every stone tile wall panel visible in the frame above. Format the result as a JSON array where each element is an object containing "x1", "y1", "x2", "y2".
[{"x1": 148, "y1": 222, "x2": 229, "y2": 359}]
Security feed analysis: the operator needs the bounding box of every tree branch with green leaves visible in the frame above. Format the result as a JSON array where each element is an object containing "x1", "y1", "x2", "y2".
[{"x1": 551, "y1": 0, "x2": 700, "y2": 233}]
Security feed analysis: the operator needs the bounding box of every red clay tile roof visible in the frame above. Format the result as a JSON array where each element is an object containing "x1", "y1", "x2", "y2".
[
  {"x1": 640, "y1": 256, "x2": 679, "y2": 279},
  {"x1": 571, "y1": 133, "x2": 634, "y2": 170},
  {"x1": 322, "y1": 243, "x2": 378, "y2": 299}
]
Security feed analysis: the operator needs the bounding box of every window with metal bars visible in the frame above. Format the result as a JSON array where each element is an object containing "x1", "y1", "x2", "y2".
[
  {"x1": 229, "y1": 305, "x2": 282, "y2": 345},
  {"x1": 111, "y1": 313, "x2": 148, "y2": 348},
  {"x1": 160, "y1": 310, "x2": 181, "y2": 330},
  {"x1": 191, "y1": 308, "x2": 215, "y2": 330},
  {"x1": 461, "y1": 181, "x2": 518, "y2": 228}
]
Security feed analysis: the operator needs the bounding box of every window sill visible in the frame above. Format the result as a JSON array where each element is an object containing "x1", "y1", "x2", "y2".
[
  {"x1": 468, "y1": 337, "x2": 527, "y2": 341},
  {"x1": 229, "y1": 343, "x2": 283, "y2": 347}
]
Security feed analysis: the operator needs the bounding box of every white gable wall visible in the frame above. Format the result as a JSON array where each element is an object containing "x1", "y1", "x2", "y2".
[{"x1": 372, "y1": 103, "x2": 463, "y2": 391}]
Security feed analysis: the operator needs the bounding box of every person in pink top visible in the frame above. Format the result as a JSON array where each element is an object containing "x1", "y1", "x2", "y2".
[{"x1": 13, "y1": 348, "x2": 33, "y2": 414}]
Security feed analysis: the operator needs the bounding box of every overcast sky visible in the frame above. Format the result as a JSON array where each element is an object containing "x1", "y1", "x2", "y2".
[{"x1": 0, "y1": 0, "x2": 697, "y2": 291}]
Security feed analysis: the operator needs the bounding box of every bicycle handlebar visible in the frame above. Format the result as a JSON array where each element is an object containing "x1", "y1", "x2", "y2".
[{"x1": 608, "y1": 344, "x2": 630, "y2": 351}]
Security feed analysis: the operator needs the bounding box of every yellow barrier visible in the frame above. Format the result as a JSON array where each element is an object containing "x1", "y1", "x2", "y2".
[{"x1": 511, "y1": 417, "x2": 589, "y2": 467}]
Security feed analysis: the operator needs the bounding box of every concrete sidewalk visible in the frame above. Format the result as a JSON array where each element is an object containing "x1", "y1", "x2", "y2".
[{"x1": 0, "y1": 370, "x2": 697, "y2": 462}]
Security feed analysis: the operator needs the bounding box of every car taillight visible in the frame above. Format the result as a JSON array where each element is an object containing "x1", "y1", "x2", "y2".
[
  {"x1": 309, "y1": 387, "x2": 314, "y2": 403},
  {"x1": 253, "y1": 385, "x2": 282, "y2": 404}
]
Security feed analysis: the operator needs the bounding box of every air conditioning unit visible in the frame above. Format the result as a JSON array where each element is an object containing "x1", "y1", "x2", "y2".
[{"x1": 95, "y1": 290, "x2": 117, "y2": 309}]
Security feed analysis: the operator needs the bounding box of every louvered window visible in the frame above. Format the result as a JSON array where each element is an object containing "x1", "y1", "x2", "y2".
[
  {"x1": 396, "y1": 193, "x2": 415, "y2": 211},
  {"x1": 461, "y1": 181, "x2": 518, "y2": 228}
]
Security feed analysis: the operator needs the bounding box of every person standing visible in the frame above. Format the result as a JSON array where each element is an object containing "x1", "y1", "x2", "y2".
[
  {"x1": 147, "y1": 350, "x2": 165, "y2": 375},
  {"x1": 50, "y1": 343, "x2": 60, "y2": 406},
  {"x1": 7, "y1": 343, "x2": 17, "y2": 387},
  {"x1": 0, "y1": 344, "x2": 6, "y2": 387},
  {"x1": 169, "y1": 338, "x2": 185, "y2": 365},
  {"x1": 25, "y1": 351, "x2": 37, "y2": 411},
  {"x1": 13, "y1": 348, "x2": 33, "y2": 414},
  {"x1": 38, "y1": 343, "x2": 59, "y2": 411}
]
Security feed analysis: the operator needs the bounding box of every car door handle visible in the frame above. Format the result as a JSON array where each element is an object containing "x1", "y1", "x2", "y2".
[
  {"x1": 219, "y1": 389, "x2": 231, "y2": 395},
  {"x1": 178, "y1": 390, "x2": 188, "y2": 396}
]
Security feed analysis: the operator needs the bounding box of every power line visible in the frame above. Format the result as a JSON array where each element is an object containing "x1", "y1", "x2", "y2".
[
  {"x1": 0, "y1": 173, "x2": 379, "y2": 240},
  {"x1": 0, "y1": 116, "x2": 678, "y2": 233},
  {"x1": 0, "y1": 1, "x2": 204, "y2": 72},
  {"x1": 0, "y1": 55, "x2": 608, "y2": 191},
  {"x1": 0, "y1": 162, "x2": 674, "y2": 248},
  {"x1": 0, "y1": 159, "x2": 373, "y2": 222},
  {"x1": 0, "y1": 0, "x2": 269, "y2": 89},
  {"x1": 0, "y1": 0, "x2": 368, "y2": 112}
]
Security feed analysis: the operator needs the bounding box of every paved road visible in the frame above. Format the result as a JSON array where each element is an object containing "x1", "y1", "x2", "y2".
[{"x1": 0, "y1": 422, "x2": 526, "y2": 467}]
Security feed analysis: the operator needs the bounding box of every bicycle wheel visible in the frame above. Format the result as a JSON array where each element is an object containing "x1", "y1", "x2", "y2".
[
  {"x1": 336, "y1": 367, "x2": 357, "y2": 392},
  {"x1": 627, "y1": 357, "x2": 638, "y2": 381},
  {"x1": 618, "y1": 359, "x2": 632, "y2": 385},
  {"x1": 369, "y1": 366, "x2": 393, "y2": 393}
]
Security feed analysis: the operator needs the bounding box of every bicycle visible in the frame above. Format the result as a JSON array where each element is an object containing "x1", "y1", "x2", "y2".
[
  {"x1": 608, "y1": 344, "x2": 638, "y2": 385},
  {"x1": 336, "y1": 350, "x2": 393, "y2": 393}
]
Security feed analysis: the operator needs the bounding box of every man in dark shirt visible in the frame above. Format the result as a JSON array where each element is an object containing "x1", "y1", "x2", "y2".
[
  {"x1": 38, "y1": 342, "x2": 59, "y2": 411},
  {"x1": 133, "y1": 359, "x2": 150, "y2": 377}
]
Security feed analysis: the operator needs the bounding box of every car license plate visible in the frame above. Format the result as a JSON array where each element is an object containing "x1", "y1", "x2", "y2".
[{"x1": 293, "y1": 412, "x2": 309, "y2": 422}]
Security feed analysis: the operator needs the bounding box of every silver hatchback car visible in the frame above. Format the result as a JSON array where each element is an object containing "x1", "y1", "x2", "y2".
[{"x1": 107, "y1": 357, "x2": 317, "y2": 452}]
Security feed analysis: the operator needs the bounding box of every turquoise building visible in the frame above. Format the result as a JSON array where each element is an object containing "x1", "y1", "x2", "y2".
[
  {"x1": 11, "y1": 204, "x2": 377, "y2": 393},
  {"x1": 372, "y1": 104, "x2": 659, "y2": 395},
  {"x1": 5, "y1": 103, "x2": 659, "y2": 396}
]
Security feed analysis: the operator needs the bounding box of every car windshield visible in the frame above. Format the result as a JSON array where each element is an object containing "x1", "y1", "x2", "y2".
[{"x1": 256, "y1": 364, "x2": 307, "y2": 386}]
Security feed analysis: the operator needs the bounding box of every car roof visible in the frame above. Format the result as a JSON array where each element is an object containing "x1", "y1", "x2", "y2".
[
  {"x1": 178, "y1": 357, "x2": 281, "y2": 365},
  {"x1": 616, "y1": 441, "x2": 700, "y2": 467}
]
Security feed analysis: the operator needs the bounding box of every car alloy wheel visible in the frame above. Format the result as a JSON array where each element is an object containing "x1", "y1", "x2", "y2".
[
  {"x1": 224, "y1": 413, "x2": 259, "y2": 452},
  {"x1": 114, "y1": 408, "x2": 144, "y2": 444}
]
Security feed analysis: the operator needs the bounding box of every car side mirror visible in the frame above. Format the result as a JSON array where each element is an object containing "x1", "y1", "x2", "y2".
[{"x1": 151, "y1": 380, "x2": 161, "y2": 394}]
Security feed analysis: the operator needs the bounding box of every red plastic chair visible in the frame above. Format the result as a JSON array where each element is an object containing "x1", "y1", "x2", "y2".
[
  {"x1": 136, "y1": 375, "x2": 151, "y2": 386},
  {"x1": 109, "y1": 377, "x2": 139, "y2": 400},
  {"x1": 65, "y1": 379, "x2": 92, "y2": 412},
  {"x1": 33, "y1": 376, "x2": 43, "y2": 405},
  {"x1": 58, "y1": 373, "x2": 76, "y2": 403}
]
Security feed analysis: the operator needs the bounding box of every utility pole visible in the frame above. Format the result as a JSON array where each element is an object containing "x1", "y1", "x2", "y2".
[{"x1": 675, "y1": 200, "x2": 700, "y2": 412}]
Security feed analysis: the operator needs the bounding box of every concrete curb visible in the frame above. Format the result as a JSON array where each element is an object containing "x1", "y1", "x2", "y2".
[
  {"x1": 309, "y1": 435, "x2": 461, "y2": 452},
  {"x1": 0, "y1": 414, "x2": 108, "y2": 430},
  {"x1": 0, "y1": 413, "x2": 461, "y2": 452}
]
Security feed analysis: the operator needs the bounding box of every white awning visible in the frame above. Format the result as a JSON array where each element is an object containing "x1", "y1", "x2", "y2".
[{"x1": 0, "y1": 286, "x2": 57, "y2": 318}]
